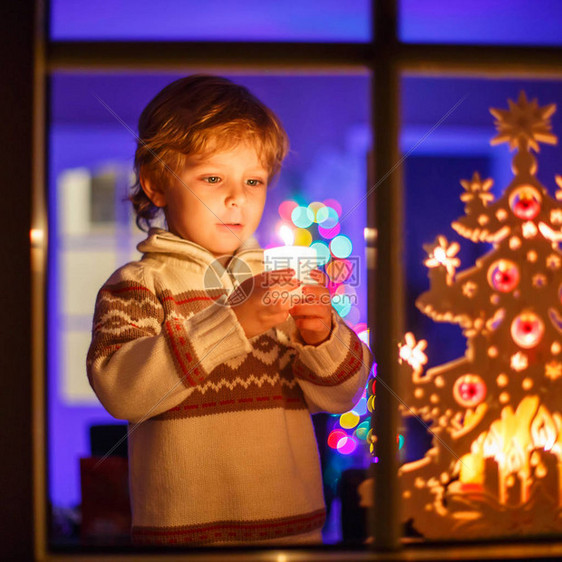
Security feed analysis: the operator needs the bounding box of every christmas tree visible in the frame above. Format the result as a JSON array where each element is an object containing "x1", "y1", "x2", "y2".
[{"x1": 398, "y1": 92, "x2": 562, "y2": 538}]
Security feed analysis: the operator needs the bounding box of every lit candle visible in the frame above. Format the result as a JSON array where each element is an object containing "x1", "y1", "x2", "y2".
[
  {"x1": 557, "y1": 460, "x2": 562, "y2": 507},
  {"x1": 484, "y1": 457, "x2": 499, "y2": 500},
  {"x1": 263, "y1": 225, "x2": 319, "y2": 285},
  {"x1": 459, "y1": 453, "x2": 484, "y2": 485}
]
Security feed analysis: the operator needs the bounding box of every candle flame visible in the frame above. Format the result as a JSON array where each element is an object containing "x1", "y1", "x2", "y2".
[
  {"x1": 460, "y1": 396, "x2": 562, "y2": 506},
  {"x1": 279, "y1": 224, "x2": 294, "y2": 246}
]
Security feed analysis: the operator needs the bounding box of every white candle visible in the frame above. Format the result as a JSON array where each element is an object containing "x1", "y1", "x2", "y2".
[{"x1": 263, "y1": 244, "x2": 319, "y2": 284}]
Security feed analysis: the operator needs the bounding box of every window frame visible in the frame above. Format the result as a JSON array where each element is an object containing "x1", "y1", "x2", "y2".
[{"x1": 17, "y1": 0, "x2": 562, "y2": 560}]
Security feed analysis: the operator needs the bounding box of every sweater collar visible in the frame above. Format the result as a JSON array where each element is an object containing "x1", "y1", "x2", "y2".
[{"x1": 137, "y1": 228, "x2": 264, "y2": 275}]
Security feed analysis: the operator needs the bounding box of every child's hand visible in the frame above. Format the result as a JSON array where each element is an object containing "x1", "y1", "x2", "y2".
[
  {"x1": 228, "y1": 268, "x2": 301, "y2": 339},
  {"x1": 289, "y1": 269, "x2": 332, "y2": 346}
]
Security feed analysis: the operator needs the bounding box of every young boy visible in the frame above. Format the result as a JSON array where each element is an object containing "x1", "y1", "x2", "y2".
[{"x1": 87, "y1": 75, "x2": 372, "y2": 546}]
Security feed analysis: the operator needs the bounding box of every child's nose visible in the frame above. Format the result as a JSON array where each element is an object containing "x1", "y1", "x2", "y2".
[{"x1": 225, "y1": 183, "x2": 247, "y2": 206}]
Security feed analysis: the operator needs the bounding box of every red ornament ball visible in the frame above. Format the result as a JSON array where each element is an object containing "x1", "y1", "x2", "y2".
[
  {"x1": 453, "y1": 375, "x2": 487, "y2": 408},
  {"x1": 511, "y1": 311, "x2": 545, "y2": 349},
  {"x1": 509, "y1": 185, "x2": 542, "y2": 220},
  {"x1": 487, "y1": 259, "x2": 520, "y2": 293}
]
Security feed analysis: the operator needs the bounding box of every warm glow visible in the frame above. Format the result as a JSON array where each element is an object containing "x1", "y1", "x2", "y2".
[
  {"x1": 399, "y1": 332, "x2": 428, "y2": 378},
  {"x1": 279, "y1": 224, "x2": 294, "y2": 246},
  {"x1": 550, "y1": 209, "x2": 562, "y2": 225},
  {"x1": 461, "y1": 397, "x2": 562, "y2": 506},
  {"x1": 424, "y1": 236, "x2": 460, "y2": 279},
  {"x1": 545, "y1": 360, "x2": 562, "y2": 381},
  {"x1": 510, "y1": 351, "x2": 528, "y2": 372},
  {"x1": 398, "y1": 93, "x2": 562, "y2": 538},
  {"x1": 539, "y1": 222, "x2": 562, "y2": 242},
  {"x1": 30, "y1": 228, "x2": 44, "y2": 246}
]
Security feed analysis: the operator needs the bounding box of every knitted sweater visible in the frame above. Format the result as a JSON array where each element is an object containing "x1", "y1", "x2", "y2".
[{"x1": 86, "y1": 228, "x2": 372, "y2": 546}]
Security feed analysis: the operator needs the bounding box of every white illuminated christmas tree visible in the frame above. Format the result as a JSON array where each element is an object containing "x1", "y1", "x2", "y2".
[{"x1": 398, "y1": 92, "x2": 562, "y2": 538}]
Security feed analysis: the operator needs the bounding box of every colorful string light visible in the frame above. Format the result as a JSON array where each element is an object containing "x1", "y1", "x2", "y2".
[
  {"x1": 310, "y1": 241, "x2": 331, "y2": 266},
  {"x1": 330, "y1": 235, "x2": 353, "y2": 259},
  {"x1": 308, "y1": 201, "x2": 325, "y2": 222},
  {"x1": 317, "y1": 206, "x2": 339, "y2": 228},
  {"x1": 278, "y1": 200, "x2": 299, "y2": 222},
  {"x1": 323, "y1": 198, "x2": 342, "y2": 217},
  {"x1": 339, "y1": 411, "x2": 360, "y2": 429},
  {"x1": 275, "y1": 197, "x2": 374, "y2": 459},
  {"x1": 337, "y1": 435, "x2": 357, "y2": 455},
  {"x1": 291, "y1": 205, "x2": 315, "y2": 229},
  {"x1": 293, "y1": 227, "x2": 313, "y2": 247},
  {"x1": 318, "y1": 223, "x2": 341, "y2": 239}
]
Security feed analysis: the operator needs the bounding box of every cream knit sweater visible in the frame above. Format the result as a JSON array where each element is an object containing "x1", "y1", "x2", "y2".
[{"x1": 86, "y1": 228, "x2": 372, "y2": 546}]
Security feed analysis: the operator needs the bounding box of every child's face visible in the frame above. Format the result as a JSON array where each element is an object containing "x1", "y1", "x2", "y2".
[{"x1": 163, "y1": 143, "x2": 268, "y2": 261}]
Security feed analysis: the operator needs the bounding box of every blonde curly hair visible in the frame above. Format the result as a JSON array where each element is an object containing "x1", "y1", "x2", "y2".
[{"x1": 130, "y1": 75, "x2": 289, "y2": 231}]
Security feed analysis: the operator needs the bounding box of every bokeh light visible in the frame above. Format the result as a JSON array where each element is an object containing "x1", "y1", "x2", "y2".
[
  {"x1": 308, "y1": 201, "x2": 325, "y2": 222},
  {"x1": 317, "y1": 206, "x2": 339, "y2": 228},
  {"x1": 332, "y1": 294, "x2": 352, "y2": 317},
  {"x1": 327, "y1": 429, "x2": 348, "y2": 449},
  {"x1": 291, "y1": 205, "x2": 314, "y2": 228},
  {"x1": 326, "y1": 258, "x2": 353, "y2": 283},
  {"x1": 318, "y1": 223, "x2": 341, "y2": 239},
  {"x1": 278, "y1": 200, "x2": 298, "y2": 222},
  {"x1": 354, "y1": 420, "x2": 370, "y2": 441},
  {"x1": 315, "y1": 206, "x2": 329, "y2": 224},
  {"x1": 323, "y1": 198, "x2": 342, "y2": 217},
  {"x1": 293, "y1": 228, "x2": 313, "y2": 246},
  {"x1": 352, "y1": 396, "x2": 367, "y2": 416},
  {"x1": 339, "y1": 411, "x2": 360, "y2": 429},
  {"x1": 358, "y1": 328, "x2": 370, "y2": 346},
  {"x1": 337, "y1": 436, "x2": 357, "y2": 455},
  {"x1": 345, "y1": 306, "x2": 361, "y2": 325},
  {"x1": 330, "y1": 235, "x2": 353, "y2": 259},
  {"x1": 336, "y1": 283, "x2": 356, "y2": 296},
  {"x1": 310, "y1": 241, "x2": 331, "y2": 266}
]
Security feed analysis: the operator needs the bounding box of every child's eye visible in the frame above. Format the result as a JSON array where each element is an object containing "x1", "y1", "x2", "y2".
[
  {"x1": 246, "y1": 179, "x2": 264, "y2": 187},
  {"x1": 204, "y1": 176, "x2": 221, "y2": 184}
]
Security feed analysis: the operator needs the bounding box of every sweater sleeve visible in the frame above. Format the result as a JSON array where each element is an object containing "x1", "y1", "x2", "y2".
[
  {"x1": 278, "y1": 310, "x2": 373, "y2": 414},
  {"x1": 86, "y1": 263, "x2": 252, "y2": 423}
]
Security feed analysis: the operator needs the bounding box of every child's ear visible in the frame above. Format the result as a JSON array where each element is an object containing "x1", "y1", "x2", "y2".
[{"x1": 141, "y1": 176, "x2": 167, "y2": 208}]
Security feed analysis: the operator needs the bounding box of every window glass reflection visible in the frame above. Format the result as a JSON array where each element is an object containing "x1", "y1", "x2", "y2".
[
  {"x1": 50, "y1": 0, "x2": 370, "y2": 43},
  {"x1": 48, "y1": 71, "x2": 371, "y2": 546},
  {"x1": 400, "y1": 0, "x2": 562, "y2": 46}
]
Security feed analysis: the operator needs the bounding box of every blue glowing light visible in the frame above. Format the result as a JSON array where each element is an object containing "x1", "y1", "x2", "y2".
[
  {"x1": 329, "y1": 235, "x2": 353, "y2": 259},
  {"x1": 291, "y1": 205, "x2": 315, "y2": 228}
]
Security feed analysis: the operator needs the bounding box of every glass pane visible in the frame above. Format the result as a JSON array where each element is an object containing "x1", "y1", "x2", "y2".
[
  {"x1": 400, "y1": 0, "x2": 562, "y2": 45},
  {"x1": 48, "y1": 71, "x2": 372, "y2": 548},
  {"x1": 50, "y1": 0, "x2": 371, "y2": 42},
  {"x1": 399, "y1": 75, "x2": 562, "y2": 541}
]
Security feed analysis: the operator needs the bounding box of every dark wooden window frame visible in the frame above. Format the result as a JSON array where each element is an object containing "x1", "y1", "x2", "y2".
[{"x1": 6, "y1": 0, "x2": 562, "y2": 559}]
